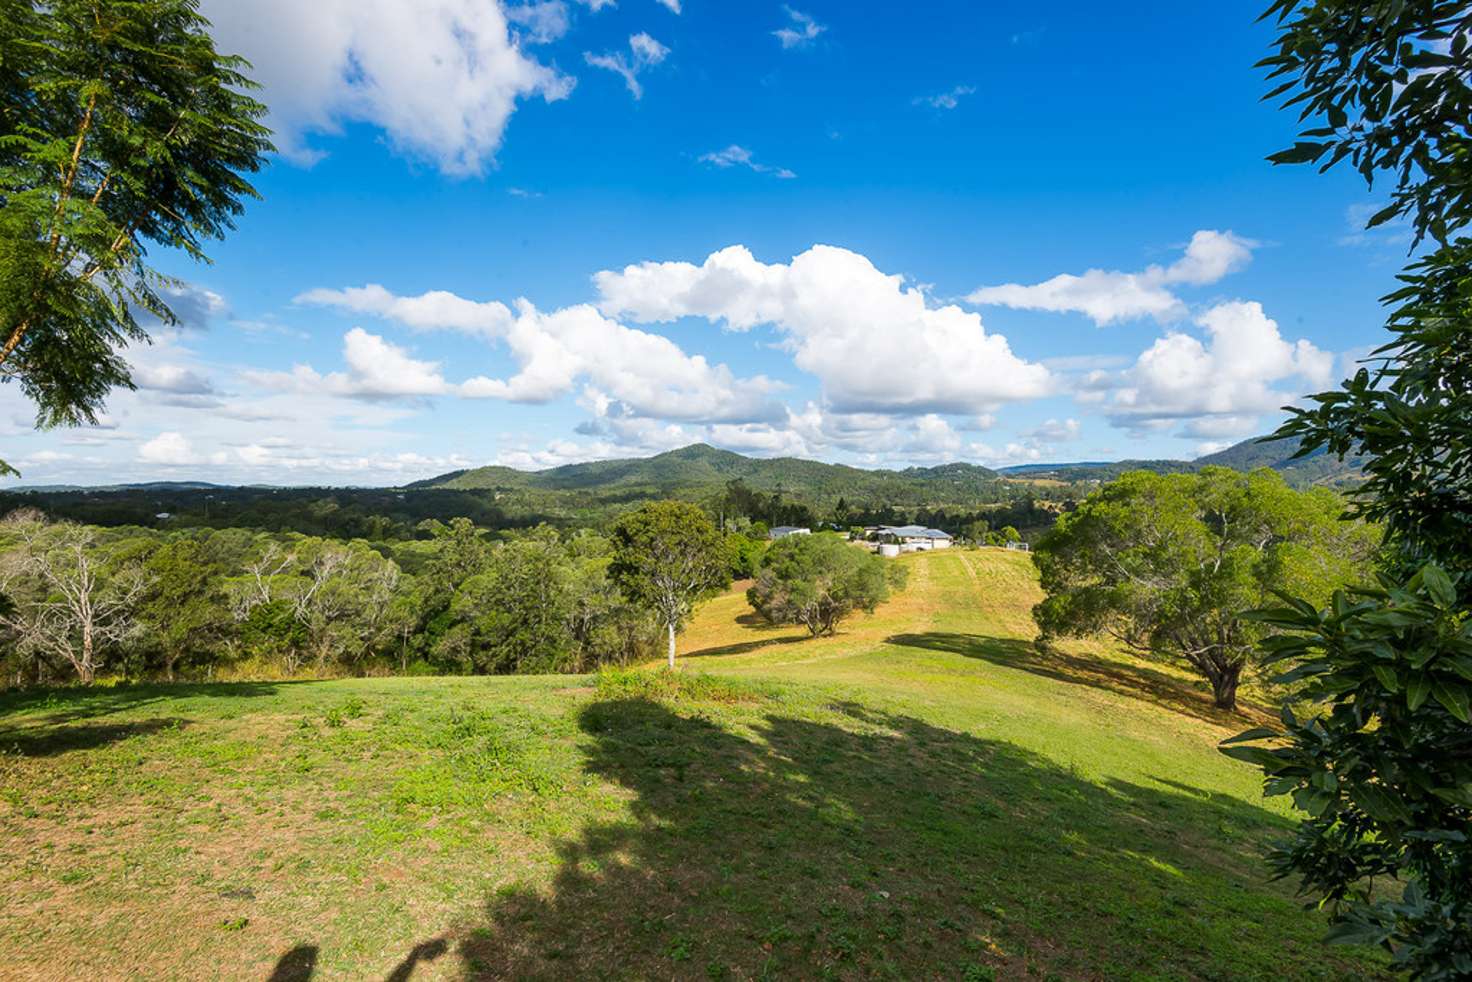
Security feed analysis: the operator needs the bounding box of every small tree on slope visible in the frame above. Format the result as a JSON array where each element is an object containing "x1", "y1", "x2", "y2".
[
  {"x1": 609, "y1": 501, "x2": 730, "y2": 669},
  {"x1": 747, "y1": 532, "x2": 903, "y2": 637}
]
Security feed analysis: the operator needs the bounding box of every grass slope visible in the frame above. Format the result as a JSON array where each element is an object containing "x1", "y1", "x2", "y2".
[{"x1": 0, "y1": 551, "x2": 1383, "y2": 980}]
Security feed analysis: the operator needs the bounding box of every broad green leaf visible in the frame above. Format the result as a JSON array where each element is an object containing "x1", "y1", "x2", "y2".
[
  {"x1": 1219, "y1": 745, "x2": 1286, "y2": 770},
  {"x1": 1407, "y1": 674, "x2": 1431, "y2": 711},
  {"x1": 1220, "y1": 727, "x2": 1278, "y2": 746},
  {"x1": 1350, "y1": 784, "x2": 1413, "y2": 824},
  {"x1": 1324, "y1": 918, "x2": 1391, "y2": 947},
  {"x1": 1420, "y1": 564, "x2": 1456, "y2": 608},
  {"x1": 1432, "y1": 679, "x2": 1471, "y2": 723},
  {"x1": 1294, "y1": 787, "x2": 1335, "y2": 817},
  {"x1": 1371, "y1": 664, "x2": 1401, "y2": 692},
  {"x1": 1430, "y1": 785, "x2": 1472, "y2": 808}
]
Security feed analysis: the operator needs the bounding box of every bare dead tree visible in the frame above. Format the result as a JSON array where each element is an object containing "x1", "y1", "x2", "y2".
[{"x1": 0, "y1": 516, "x2": 149, "y2": 683}]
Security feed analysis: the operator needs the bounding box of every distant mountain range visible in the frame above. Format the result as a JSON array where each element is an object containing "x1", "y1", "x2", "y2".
[
  {"x1": 411, "y1": 434, "x2": 1359, "y2": 503},
  {"x1": 7, "y1": 436, "x2": 1359, "y2": 502},
  {"x1": 409, "y1": 443, "x2": 1011, "y2": 509},
  {"x1": 994, "y1": 434, "x2": 1359, "y2": 488},
  {"x1": 11, "y1": 480, "x2": 237, "y2": 493}
]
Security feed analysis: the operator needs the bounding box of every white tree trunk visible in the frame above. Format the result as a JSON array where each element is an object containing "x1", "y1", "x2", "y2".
[{"x1": 666, "y1": 620, "x2": 676, "y2": 669}]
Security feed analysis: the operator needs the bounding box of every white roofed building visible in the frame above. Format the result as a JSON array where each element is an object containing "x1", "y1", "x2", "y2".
[{"x1": 878, "y1": 525, "x2": 953, "y2": 551}]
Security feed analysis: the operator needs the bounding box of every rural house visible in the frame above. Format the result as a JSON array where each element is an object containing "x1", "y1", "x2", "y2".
[{"x1": 878, "y1": 525, "x2": 954, "y2": 552}]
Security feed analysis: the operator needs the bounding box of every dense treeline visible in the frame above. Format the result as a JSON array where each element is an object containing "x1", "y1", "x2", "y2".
[
  {"x1": 0, "y1": 510, "x2": 770, "y2": 686},
  {"x1": 0, "y1": 479, "x2": 1065, "y2": 544},
  {"x1": 0, "y1": 487, "x2": 519, "y2": 539},
  {"x1": 0, "y1": 480, "x2": 1054, "y2": 688}
]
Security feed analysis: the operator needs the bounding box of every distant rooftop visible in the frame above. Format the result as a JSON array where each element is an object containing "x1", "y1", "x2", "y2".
[{"x1": 880, "y1": 525, "x2": 952, "y2": 539}]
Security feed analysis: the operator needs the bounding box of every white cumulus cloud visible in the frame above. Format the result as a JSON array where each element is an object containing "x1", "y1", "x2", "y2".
[
  {"x1": 299, "y1": 290, "x2": 784, "y2": 423},
  {"x1": 246, "y1": 328, "x2": 455, "y2": 400},
  {"x1": 506, "y1": 1, "x2": 571, "y2": 44},
  {"x1": 138, "y1": 432, "x2": 228, "y2": 467},
  {"x1": 1105, "y1": 301, "x2": 1334, "y2": 434},
  {"x1": 296, "y1": 284, "x2": 512, "y2": 338},
  {"x1": 968, "y1": 230, "x2": 1257, "y2": 325},
  {"x1": 131, "y1": 364, "x2": 219, "y2": 396},
  {"x1": 1025, "y1": 418, "x2": 1081, "y2": 443},
  {"x1": 699, "y1": 145, "x2": 796, "y2": 179},
  {"x1": 594, "y1": 244, "x2": 1051, "y2": 414},
  {"x1": 199, "y1": 0, "x2": 574, "y2": 174},
  {"x1": 914, "y1": 85, "x2": 975, "y2": 110},
  {"x1": 773, "y1": 6, "x2": 824, "y2": 48}
]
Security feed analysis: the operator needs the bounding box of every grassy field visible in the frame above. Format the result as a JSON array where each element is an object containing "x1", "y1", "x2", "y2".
[{"x1": 0, "y1": 549, "x2": 1383, "y2": 980}]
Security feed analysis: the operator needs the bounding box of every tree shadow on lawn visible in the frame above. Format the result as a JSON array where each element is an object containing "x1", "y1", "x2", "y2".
[
  {"x1": 400, "y1": 694, "x2": 1380, "y2": 980},
  {"x1": 0, "y1": 679, "x2": 285, "y2": 727},
  {"x1": 0, "y1": 716, "x2": 190, "y2": 756},
  {"x1": 885, "y1": 632, "x2": 1269, "y2": 726},
  {"x1": 681, "y1": 633, "x2": 811, "y2": 659}
]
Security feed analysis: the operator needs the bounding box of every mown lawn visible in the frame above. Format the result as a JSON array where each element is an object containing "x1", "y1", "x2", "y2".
[{"x1": 0, "y1": 549, "x2": 1384, "y2": 980}]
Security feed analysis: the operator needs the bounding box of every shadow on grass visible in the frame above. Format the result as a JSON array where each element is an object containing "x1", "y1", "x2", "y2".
[
  {"x1": 884, "y1": 631, "x2": 1266, "y2": 725},
  {"x1": 0, "y1": 716, "x2": 188, "y2": 756},
  {"x1": 681, "y1": 632, "x2": 811, "y2": 659},
  {"x1": 393, "y1": 693, "x2": 1380, "y2": 980},
  {"x1": 386, "y1": 938, "x2": 448, "y2": 981},
  {"x1": 0, "y1": 680, "x2": 285, "y2": 726},
  {"x1": 267, "y1": 944, "x2": 318, "y2": 982}
]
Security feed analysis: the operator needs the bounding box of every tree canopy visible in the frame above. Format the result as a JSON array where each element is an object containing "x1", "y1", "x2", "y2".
[
  {"x1": 1033, "y1": 467, "x2": 1375, "y2": 710},
  {"x1": 1225, "y1": 1, "x2": 1472, "y2": 974},
  {"x1": 0, "y1": 0, "x2": 271, "y2": 472},
  {"x1": 608, "y1": 500, "x2": 730, "y2": 668},
  {"x1": 747, "y1": 532, "x2": 904, "y2": 637}
]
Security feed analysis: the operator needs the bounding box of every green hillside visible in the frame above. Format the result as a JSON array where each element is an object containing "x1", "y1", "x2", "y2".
[
  {"x1": 421, "y1": 437, "x2": 1360, "y2": 501},
  {"x1": 1, "y1": 439, "x2": 1360, "y2": 540},
  {"x1": 0, "y1": 550, "x2": 1385, "y2": 979},
  {"x1": 415, "y1": 442, "x2": 1009, "y2": 508},
  {"x1": 1193, "y1": 435, "x2": 1361, "y2": 487},
  {"x1": 998, "y1": 435, "x2": 1361, "y2": 488}
]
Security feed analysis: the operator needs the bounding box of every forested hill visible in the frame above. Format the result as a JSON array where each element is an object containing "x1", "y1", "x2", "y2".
[
  {"x1": 420, "y1": 436, "x2": 1359, "y2": 498},
  {"x1": 412, "y1": 443, "x2": 1006, "y2": 506},
  {"x1": 996, "y1": 435, "x2": 1360, "y2": 488},
  {"x1": 0, "y1": 438, "x2": 1359, "y2": 541}
]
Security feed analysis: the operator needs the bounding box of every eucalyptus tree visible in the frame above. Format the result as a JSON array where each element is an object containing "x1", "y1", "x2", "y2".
[
  {"x1": 609, "y1": 501, "x2": 730, "y2": 668},
  {"x1": 0, "y1": 511, "x2": 149, "y2": 683},
  {"x1": 227, "y1": 535, "x2": 401, "y2": 673},
  {"x1": 441, "y1": 527, "x2": 575, "y2": 674},
  {"x1": 138, "y1": 535, "x2": 232, "y2": 680},
  {"x1": 0, "y1": 0, "x2": 270, "y2": 472}
]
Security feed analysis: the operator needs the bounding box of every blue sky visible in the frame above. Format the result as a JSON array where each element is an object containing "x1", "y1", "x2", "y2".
[{"x1": 1, "y1": 0, "x2": 1410, "y2": 486}]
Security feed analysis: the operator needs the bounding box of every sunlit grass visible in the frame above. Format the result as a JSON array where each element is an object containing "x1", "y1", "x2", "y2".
[{"x1": 0, "y1": 550, "x2": 1383, "y2": 979}]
